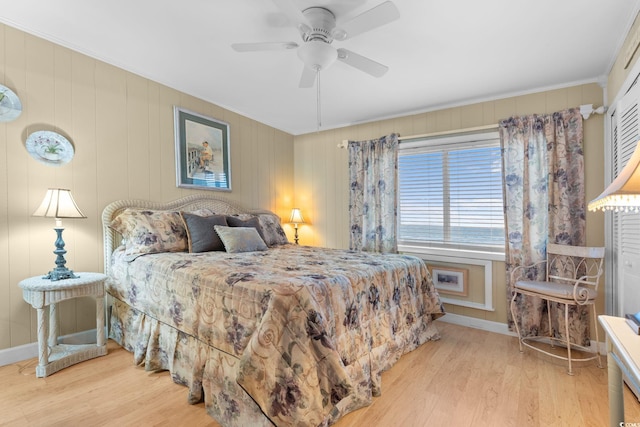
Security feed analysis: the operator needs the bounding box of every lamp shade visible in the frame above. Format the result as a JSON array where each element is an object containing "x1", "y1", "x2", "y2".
[
  {"x1": 33, "y1": 188, "x2": 86, "y2": 219},
  {"x1": 289, "y1": 208, "x2": 305, "y2": 224},
  {"x1": 588, "y1": 141, "x2": 640, "y2": 212}
]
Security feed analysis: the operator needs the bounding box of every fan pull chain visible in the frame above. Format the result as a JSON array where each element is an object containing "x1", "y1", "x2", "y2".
[{"x1": 316, "y1": 68, "x2": 321, "y2": 132}]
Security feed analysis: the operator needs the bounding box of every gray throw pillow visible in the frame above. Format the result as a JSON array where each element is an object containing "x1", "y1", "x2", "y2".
[
  {"x1": 214, "y1": 225, "x2": 268, "y2": 253},
  {"x1": 226, "y1": 215, "x2": 266, "y2": 242},
  {"x1": 180, "y1": 212, "x2": 228, "y2": 253}
]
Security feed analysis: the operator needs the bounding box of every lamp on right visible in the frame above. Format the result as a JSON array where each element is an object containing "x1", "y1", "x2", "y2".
[
  {"x1": 588, "y1": 140, "x2": 640, "y2": 212},
  {"x1": 588, "y1": 140, "x2": 640, "y2": 328},
  {"x1": 289, "y1": 208, "x2": 306, "y2": 245}
]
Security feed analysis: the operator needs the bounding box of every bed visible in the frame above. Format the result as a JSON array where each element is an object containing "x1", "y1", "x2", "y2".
[{"x1": 102, "y1": 194, "x2": 445, "y2": 426}]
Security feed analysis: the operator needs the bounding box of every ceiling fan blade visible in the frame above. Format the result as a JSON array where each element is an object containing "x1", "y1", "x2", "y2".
[
  {"x1": 231, "y1": 42, "x2": 298, "y2": 52},
  {"x1": 332, "y1": 1, "x2": 400, "y2": 41},
  {"x1": 337, "y1": 48, "x2": 388, "y2": 77},
  {"x1": 272, "y1": 0, "x2": 312, "y2": 35},
  {"x1": 299, "y1": 65, "x2": 317, "y2": 88}
]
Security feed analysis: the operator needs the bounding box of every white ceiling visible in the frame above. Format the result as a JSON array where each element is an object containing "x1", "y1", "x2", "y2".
[{"x1": 0, "y1": 0, "x2": 638, "y2": 135}]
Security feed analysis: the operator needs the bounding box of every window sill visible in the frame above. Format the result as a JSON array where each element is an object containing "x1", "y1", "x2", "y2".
[{"x1": 398, "y1": 244, "x2": 505, "y2": 262}]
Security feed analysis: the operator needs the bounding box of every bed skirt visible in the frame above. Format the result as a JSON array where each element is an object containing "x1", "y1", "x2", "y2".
[{"x1": 109, "y1": 296, "x2": 441, "y2": 426}]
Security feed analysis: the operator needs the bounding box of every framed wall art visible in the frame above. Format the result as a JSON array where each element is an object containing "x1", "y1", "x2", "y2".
[
  {"x1": 428, "y1": 265, "x2": 468, "y2": 296},
  {"x1": 174, "y1": 107, "x2": 231, "y2": 191}
]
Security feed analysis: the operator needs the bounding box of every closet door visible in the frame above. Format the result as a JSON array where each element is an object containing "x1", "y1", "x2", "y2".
[{"x1": 614, "y1": 81, "x2": 640, "y2": 317}]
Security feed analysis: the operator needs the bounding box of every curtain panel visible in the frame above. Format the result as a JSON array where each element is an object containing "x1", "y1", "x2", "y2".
[
  {"x1": 500, "y1": 109, "x2": 588, "y2": 345},
  {"x1": 348, "y1": 133, "x2": 399, "y2": 253}
]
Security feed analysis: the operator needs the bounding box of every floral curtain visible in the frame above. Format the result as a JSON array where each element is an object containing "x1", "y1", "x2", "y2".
[
  {"x1": 348, "y1": 133, "x2": 399, "y2": 253},
  {"x1": 500, "y1": 108, "x2": 588, "y2": 345}
]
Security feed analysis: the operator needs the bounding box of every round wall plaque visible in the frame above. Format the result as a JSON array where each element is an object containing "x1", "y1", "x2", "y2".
[
  {"x1": 26, "y1": 131, "x2": 74, "y2": 166},
  {"x1": 0, "y1": 85, "x2": 22, "y2": 122}
]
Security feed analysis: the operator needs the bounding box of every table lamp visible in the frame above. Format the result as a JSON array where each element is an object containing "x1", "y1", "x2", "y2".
[
  {"x1": 289, "y1": 208, "x2": 305, "y2": 245},
  {"x1": 588, "y1": 140, "x2": 640, "y2": 325},
  {"x1": 588, "y1": 140, "x2": 640, "y2": 213},
  {"x1": 32, "y1": 188, "x2": 86, "y2": 281}
]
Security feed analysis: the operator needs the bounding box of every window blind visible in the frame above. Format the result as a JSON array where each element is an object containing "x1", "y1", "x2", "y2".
[{"x1": 398, "y1": 133, "x2": 505, "y2": 252}]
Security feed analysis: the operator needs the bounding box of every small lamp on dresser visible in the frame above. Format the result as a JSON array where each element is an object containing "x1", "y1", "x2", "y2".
[
  {"x1": 32, "y1": 188, "x2": 86, "y2": 281},
  {"x1": 588, "y1": 140, "x2": 640, "y2": 213},
  {"x1": 289, "y1": 208, "x2": 306, "y2": 245},
  {"x1": 588, "y1": 139, "x2": 640, "y2": 323}
]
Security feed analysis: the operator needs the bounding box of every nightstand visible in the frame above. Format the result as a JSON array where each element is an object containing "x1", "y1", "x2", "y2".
[{"x1": 19, "y1": 272, "x2": 108, "y2": 377}]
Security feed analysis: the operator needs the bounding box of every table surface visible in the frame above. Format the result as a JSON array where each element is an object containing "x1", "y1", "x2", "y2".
[
  {"x1": 18, "y1": 272, "x2": 107, "y2": 291},
  {"x1": 599, "y1": 315, "x2": 640, "y2": 377}
]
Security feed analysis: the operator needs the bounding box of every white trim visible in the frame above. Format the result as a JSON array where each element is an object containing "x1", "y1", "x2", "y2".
[
  {"x1": 436, "y1": 313, "x2": 606, "y2": 355},
  {"x1": 408, "y1": 251, "x2": 495, "y2": 311},
  {"x1": 399, "y1": 245, "x2": 505, "y2": 262},
  {"x1": 316, "y1": 77, "x2": 609, "y2": 136},
  {"x1": 439, "y1": 297, "x2": 495, "y2": 312},
  {"x1": 337, "y1": 127, "x2": 498, "y2": 149},
  {"x1": 604, "y1": 89, "x2": 616, "y2": 316},
  {"x1": 0, "y1": 342, "x2": 37, "y2": 367},
  {"x1": 436, "y1": 313, "x2": 512, "y2": 335},
  {"x1": 603, "y1": 0, "x2": 640, "y2": 76},
  {"x1": 399, "y1": 131, "x2": 500, "y2": 150},
  {"x1": 0, "y1": 328, "x2": 100, "y2": 367}
]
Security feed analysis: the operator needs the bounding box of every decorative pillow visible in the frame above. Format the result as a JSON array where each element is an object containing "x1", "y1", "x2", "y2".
[
  {"x1": 226, "y1": 216, "x2": 266, "y2": 242},
  {"x1": 109, "y1": 209, "x2": 188, "y2": 258},
  {"x1": 214, "y1": 225, "x2": 268, "y2": 253},
  {"x1": 180, "y1": 212, "x2": 228, "y2": 253},
  {"x1": 255, "y1": 213, "x2": 289, "y2": 246}
]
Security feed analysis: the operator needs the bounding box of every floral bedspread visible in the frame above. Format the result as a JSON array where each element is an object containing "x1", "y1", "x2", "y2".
[{"x1": 108, "y1": 244, "x2": 444, "y2": 426}]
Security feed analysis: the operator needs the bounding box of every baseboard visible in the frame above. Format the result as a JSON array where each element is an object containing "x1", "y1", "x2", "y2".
[
  {"x1": 436, "y1": 313, "x2": 516, "y2": 336},
  {"x1": 0, "y1": 329, "x2": 99, "y2": 367},
  {"x1": 436, "y1": 313, "x2": 606, "y2": 355}
]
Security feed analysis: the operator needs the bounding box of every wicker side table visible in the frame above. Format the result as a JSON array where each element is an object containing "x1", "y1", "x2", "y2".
[{"x1": 19, "y1": 272, "x2": 108, "y2": 377}]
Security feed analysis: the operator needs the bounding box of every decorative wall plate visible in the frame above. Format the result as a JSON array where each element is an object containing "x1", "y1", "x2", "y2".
[
  {"x1": 26, "y1": 131, "x2": 74, "y2": 166},
  {"x1": 0, "y1": 85, "x2": 22, "y2": 122}
]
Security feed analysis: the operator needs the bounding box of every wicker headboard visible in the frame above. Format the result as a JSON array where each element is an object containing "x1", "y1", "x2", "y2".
[{"x1": 102, "y1": 193, "x2": 273, "y2": 275}]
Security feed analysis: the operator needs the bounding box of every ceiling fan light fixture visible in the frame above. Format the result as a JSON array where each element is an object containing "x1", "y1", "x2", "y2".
[{"x1": 297, "y1": 39, "x2": 337, "y2": 71}]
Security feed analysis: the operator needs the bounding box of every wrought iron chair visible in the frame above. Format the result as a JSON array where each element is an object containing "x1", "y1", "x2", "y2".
[{"x1": 510, "y1": 244, "x2": 605, "y2": 375}]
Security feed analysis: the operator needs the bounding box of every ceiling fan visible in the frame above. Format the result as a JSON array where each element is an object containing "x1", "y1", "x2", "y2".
[{"x1": 231, "y1": 0, "x2": 400, "y2": 88}]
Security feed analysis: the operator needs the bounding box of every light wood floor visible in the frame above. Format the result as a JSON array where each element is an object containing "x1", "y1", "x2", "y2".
[{"x1": 1, "y1": 321, "x2": 639, "y2": 426}]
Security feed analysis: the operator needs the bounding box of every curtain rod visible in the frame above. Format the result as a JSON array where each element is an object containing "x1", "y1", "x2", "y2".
[
  {"x1": 337, "y1": 124, "x2": 498, "y2": 148},
  {"x1": 337, "y1": 104, "x2": 607, "y2": 149}
]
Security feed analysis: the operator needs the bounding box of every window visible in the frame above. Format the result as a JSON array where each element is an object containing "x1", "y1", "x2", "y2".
[{"x1": 398, "y1": 131, "x2": 505, "y2": 255}]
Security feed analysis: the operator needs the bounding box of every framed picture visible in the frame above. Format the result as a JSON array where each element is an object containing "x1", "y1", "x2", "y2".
[
  {"x1": 174, "y1": 107, "x2": 231, "y2": 191},
  {"x1": 428, "y1": 266, "x2": 468, "y2": 296}
]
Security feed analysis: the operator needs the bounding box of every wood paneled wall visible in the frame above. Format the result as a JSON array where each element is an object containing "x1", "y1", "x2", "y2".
[
  {"x1": 0, "y1": 23, "x2": 294, "y2": 351},
  {"x1": 293, "y1": 84, "x2": 605, "y2": 325}
]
